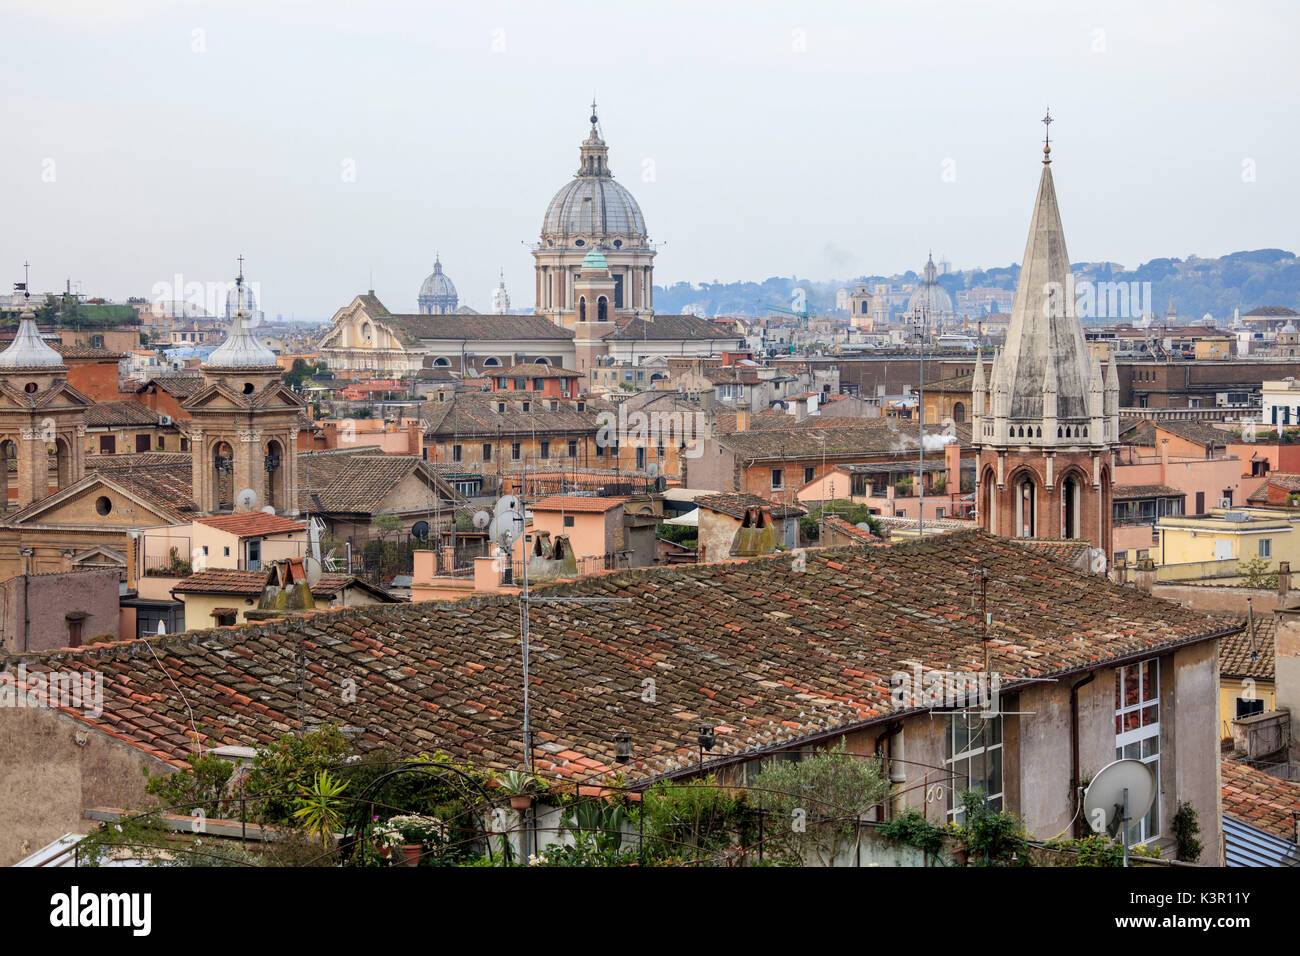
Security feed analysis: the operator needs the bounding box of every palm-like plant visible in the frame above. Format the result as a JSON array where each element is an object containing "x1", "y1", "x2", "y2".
[{"x1": 293, "y1": 770, "x2": 349, "y2": 850}]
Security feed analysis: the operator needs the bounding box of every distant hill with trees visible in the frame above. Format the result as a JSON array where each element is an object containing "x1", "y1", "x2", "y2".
[{"x1": 655, "y1": 248, "x2": 1300, "y2": 321}]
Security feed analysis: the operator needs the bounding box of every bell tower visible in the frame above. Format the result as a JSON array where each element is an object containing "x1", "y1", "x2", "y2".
[
  {"x1": 182, "y1": 267, "x2": 305, "y2": 515},
  {"x1": 973, "y1": 116, "x2": 1119, "y2": 562}
]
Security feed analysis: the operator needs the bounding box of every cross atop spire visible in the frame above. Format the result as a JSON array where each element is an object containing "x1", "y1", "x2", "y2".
[
  {"x1": 236, "y1": 254, "x2": 245, "y2": 282},
  {"x1": 590, "y1": 97, "x2": 598, "y2": 126},
  {"x1": 1041, "y1": 108, "x2": 1053, "y2": 164}
]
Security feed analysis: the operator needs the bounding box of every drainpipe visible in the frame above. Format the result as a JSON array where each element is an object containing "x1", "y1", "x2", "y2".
[{"x1": 1069, "y1": 671, "x2": 1097, "y2": 838}]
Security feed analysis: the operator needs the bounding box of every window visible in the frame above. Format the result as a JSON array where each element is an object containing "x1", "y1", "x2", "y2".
[
  {"x1": 563, "y1": 515, "x2": 575, "y2": 528},
  {"x1": 771, "y1": 468, "x2": 783, "y2": 490},
  {"x1": 945, "y1": 714, "x2": 1003, "y2": 823},
  {"x1": 534, "y1": 379, "x2": 545, "y2": 391},
  {"x1": 497, "y1": 402, "x2": 506, "y2": 413},
  {"x1": 452, "y1": 444, "x2": 463, "y2": 463},
  {"x1": 223, "y1": 546, "x2": 231, "y2": 557},
  {"x1": 99, "y1": 435, "x2": 116, "y2": 454},
  {"x1": 550, "y1": 401, "x2": 558, "y2": 411},
  {"x1": 482, "y1": 443, "x2": 492, "y2": 462},
  {"x1": 1115, "y1": 659, "x2": 1161, "y2": 844},
  {"x1": 1259, "y1": 538, "x2": 1272, "y2": 558},
  {"x1": 567, "y1": 439, "x2": 578, "y2": 458},
  {"x1": 66, "y1": 616, "x2": 85, "y2": 648},
  {"x1": 804, "y1": 466, "x2": 815, "y2": 485},
  {"x1": 540, "y1": 440, "x2": 550, "y2": 459},
  {"x1": 522, "y1": 401, "x2": 530, "y2": 412},
  {"x1": 1236, "y1": 698, "x2": 1264, "y2": 719},
  {"x1": 511, "y1": 442, "x2": 521, "y2": 461}
]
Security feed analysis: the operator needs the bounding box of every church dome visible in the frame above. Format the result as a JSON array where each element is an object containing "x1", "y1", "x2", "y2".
[
  {"x1": 541, "y1": 111, "x2": 646, "y2": 240},
  {"x1": 418, "y1": 257, "x2": 459, "y2": 315},
  {"x1": 905, "y1": 255, "x2": 954, "y2": 319},
  {"x1": 205, "y1": 280, "x2": 278, "y2": 369},
  {"x1": 581, "y1": 249, "x2": 609, "y2": 270}
]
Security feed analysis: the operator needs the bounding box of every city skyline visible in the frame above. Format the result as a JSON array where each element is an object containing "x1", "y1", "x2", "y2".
[{"x1": 2, "y1": 0, "x2": 1296, "y2": 317}]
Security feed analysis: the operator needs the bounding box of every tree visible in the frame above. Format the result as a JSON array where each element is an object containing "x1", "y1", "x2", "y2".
[
  {"x1": 1238, "y1": 555, "x2": 1278, "y2": 589},
  {"x1": 749, "y1": 738, "x2": 889, "y2": 865}
]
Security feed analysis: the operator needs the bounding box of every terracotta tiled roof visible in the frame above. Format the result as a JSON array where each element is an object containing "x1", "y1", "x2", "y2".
[
  {"x1": 1218, "y1": 614, "x2": 1276, "y2": 680},
  {"x1": 422, "y1": 392, "x2": 612, "y2": 439},
  {"x1": 1221, "y1": 757, "x2": 1300, "y2": 842},
  {"x1": 84, "y1": 401, "x2": 161, "y2": 428},
  {"x1": 83, "y1": 452, "x2": 196, "y2": 519},
  {"x1": 1154, "y1": 419, "x2": 1233, "y2": 448},
  {"x1": 606, "y1": 314, "x2": 741, "y2": 342},
  {"x1": 172, "y1": 568, "x2": 396, "y2": 601},
  {"x1": 1010, "y1": 538, "x2": 1092, "y2": 567},
  {"x1": 195, "y1": 512, "x2": 307, "y2": 537},
  {"x1": 1114, "y1": 484, "x2": 1185, "y2": 500},
  {"x1": 137, "y1": 374, "x2": 205, "y2": 399},
  {"x1": 719, "y1": 421, "x2": 969, "y2": 461},
  {"x1": 298, "y1": 451, "x2": 463, "y2": 515},
  {"x1": 820, "y1": 516, "x2": 880, "y2": 543},
  {"x1": 529, "y1": 496, "x2": 624, "y2": 513},
  {"x1": 3, "y1": 531, "x2": 1236, "y2": 778},
  {"x1": 1248, "y1": 474, "x2": 1300, "y2": 504},
  {"x1": 695, "y1": 493, "x2": 806, "y2": 520},
  {"x1": 380, "y1": 313, "x2": 573, "y2": 345},
  {"x1": 53, "y1": 344, "x2": 125, "y2": 360},
  {"x1": 495, "y1": 364, "x2": 580, "y2": 379}
]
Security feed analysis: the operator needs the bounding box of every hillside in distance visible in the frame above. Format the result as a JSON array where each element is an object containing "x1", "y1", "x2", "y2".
[{"x1": 655, "y1": 249, "x2": 1300, "y2": 322}]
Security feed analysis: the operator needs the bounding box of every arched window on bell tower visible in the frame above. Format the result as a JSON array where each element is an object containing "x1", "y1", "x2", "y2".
[
  {"x1": 1061, "y1": 473, "x2": 1082, "y2": 540},
  {"x1": 579, "y1": 297, "x2": 587, "y2": 322},
  {"x1": 1017, "y1": 474, "x2": 1037, "y2": 538}
]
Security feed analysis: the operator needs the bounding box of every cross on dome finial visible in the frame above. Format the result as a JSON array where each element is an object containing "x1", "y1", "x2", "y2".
[
  {"x1": 590, "y1": 98, "x2": 598, "y2": 125},
  {"x1": 1042, "y1": 108, "x2": 1053, "y2": 164}
]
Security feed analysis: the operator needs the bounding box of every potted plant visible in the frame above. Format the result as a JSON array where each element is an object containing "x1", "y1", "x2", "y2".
[
  {"x1": 494, "y1": 769, "x2": 543, "y2": 811},
  {"x1": 373, "y1": 814, "x2": 448, "y2": 866}
]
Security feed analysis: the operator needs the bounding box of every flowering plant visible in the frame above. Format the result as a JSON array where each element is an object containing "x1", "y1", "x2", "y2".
[{"x1": 375, "y1": 814, "x2": 449, "y2": 847}]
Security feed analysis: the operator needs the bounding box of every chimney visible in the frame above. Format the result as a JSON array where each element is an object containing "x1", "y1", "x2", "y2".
[
  {"x1": 735, "y1": 407, "x2": 750, "y2": 432},
  {"x1": 1134, "y1": 557, "x2": 1156, "y2": 592},
  {"x1": 1279, "y1": 561, "x2": 1292, "y2": 598},
  {"x1": 945, "y1": 441, "x2": 961, "y2": 494},
  {"x1": 126, "y1": 534, "x2": 138, "y2": 591},
  {"x1": 1111, "y1": 556, "x2": 1128, "y2": 587}
]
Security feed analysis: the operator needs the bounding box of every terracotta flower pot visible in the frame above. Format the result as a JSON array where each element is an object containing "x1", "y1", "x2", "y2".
[
  {"x1": 509, "y1": 794, "x2": 533, "y2": 811},
  {"x1": 401, "y1": 844, "x2": 422, "y2": 866}
]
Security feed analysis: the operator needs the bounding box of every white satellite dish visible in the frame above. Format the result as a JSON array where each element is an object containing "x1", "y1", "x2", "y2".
[
  {"x1": 495, "y1": 495, "x2": 522, "y2": 518},
  {"x1": 1088, "y1": 547, "x2": 1108, "y2": 575},
  {"x1": 303, "y1": 555, "x2": 323, "y2": 588},
  {"x1": 472, "y1": 509, "x2": 491, "y2": 531},
  {"x1": 1083, "y1": 758, "x2": 1156, "y2": 859},
  {"x1": 235, "y1": 488, "x2": 258, "y2": 511},
  {"x1": 490, "y1": 510, "x2": 524, "y2": 549},
  {"x1": 261, "y1": 505, "x2": 276, "y2": 515},
  {"x1": 647, "y1": 463, "x2": 659, "y2": 477}
]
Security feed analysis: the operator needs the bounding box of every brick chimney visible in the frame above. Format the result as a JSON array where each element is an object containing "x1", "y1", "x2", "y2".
[
  {"x1": 945, "y1": 441, "x2": 961, "y2": 494},
  {"x1": 1112, "y1": 555, "x2": 1128, "y2": 586},
  {"x1": 735, "y1": 407, "x2": 750, "y2": 432},
  {"x1": 1279, "y1": 561, "x2": 1292, "y2": 598}
]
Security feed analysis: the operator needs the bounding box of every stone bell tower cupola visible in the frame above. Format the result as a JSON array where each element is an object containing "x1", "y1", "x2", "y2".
[
  {"x1": 0, "y1": 300, "x2": 91, "y2": 510},
  {"x1": 973, "y1": 117, "x2": 1119, "y2": 562},
  {"x1": 182, "y1": 267, "x2": 305, "y2": 516}
]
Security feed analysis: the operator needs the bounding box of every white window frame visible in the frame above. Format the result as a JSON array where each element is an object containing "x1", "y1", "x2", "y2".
[
  {"x1": 945, "y1": 713, "x2": 1004, "y2": 824},
  {"x1": 1114, "y1": 658, "x2": 1161, "y2": 845}
]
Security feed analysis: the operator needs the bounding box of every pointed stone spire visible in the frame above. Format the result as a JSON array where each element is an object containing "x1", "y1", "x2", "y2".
[
  {"x1": 999, "y1": 134, "x2": 1092, "y2": 426},
  {"x1": 1042, "y1": 349, "x2": 1058, "y2": 440},
  {"x1": 972, "y1": 349, "x2": 987, "y2": 431}
]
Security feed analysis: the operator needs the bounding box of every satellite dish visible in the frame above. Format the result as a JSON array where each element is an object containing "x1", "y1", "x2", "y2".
[
  {"x1": 411, "y1": 520, "x2": 430, "y2": 541},
  {"x1": 1088, "y1": 547, "x2": 1108, "y2": 575},
  {"x1": 236, "y1": 488, "x2": 258, "y2": 511},
  {"x1": 1083, "y1": 758, "x2": 1156, "y2": 842},
  {"x1": 303, "y1": 555, "x2": 323, "y2": 588},
  {"x1": 490, "y1": 510, "x2": 524, "y2": 548},
  {"x1": 495, "y1": 495, "x2": 522, "y2": 518},
  {"x1": 647, "y1": 463, "x2": 659, "y2": 477},
  {"x1": 472, "y1": 510, "x2": 491, "y2": 530},
  {"x1": 261, "y1": 505, "x2": 276, "y2": 515}
]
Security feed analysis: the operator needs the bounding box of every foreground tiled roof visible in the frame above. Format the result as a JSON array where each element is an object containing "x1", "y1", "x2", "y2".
[
  {"x1": 5, "y1": 531, "x2": 1236, "y2": 780},
  {"x1": 1218, "y1": 613, "x2": 1276, "y2": 680},
  {"x1": 1248, "y1": 473, "x2": 1300, "y2": 504},
  {"x1": 195, "y1": 512, "x2": 307, "y2": 537},
  {"x1": 1222, "y1": 757, "x2": 1300, "y2": 842},
  {"x1": 695, "y1": 492, "x2": 806, "y2": 520}
]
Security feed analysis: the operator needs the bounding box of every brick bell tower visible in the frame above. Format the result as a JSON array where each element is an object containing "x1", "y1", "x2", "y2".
[{"x1": 973, "y1": 116, "x2": 1119, "y2": 565}]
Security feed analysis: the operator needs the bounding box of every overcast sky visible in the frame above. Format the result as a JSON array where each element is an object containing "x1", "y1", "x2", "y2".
[{"x1": 2, "y1": 0, "x2": 1295, "y2": 318}]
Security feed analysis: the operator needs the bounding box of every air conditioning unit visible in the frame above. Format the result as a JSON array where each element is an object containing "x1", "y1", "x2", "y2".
[
  {"x1": 1217, "y1": 498, "x2": 1232, "y2": 508},
  {"x1": 159, "y1": 415, "x2": 173, "y2": 426}
]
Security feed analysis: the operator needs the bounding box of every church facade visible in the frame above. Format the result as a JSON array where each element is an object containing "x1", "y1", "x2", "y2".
[{"x1": 973, "y1": 132, "x2": 1119, "y2": 562}]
